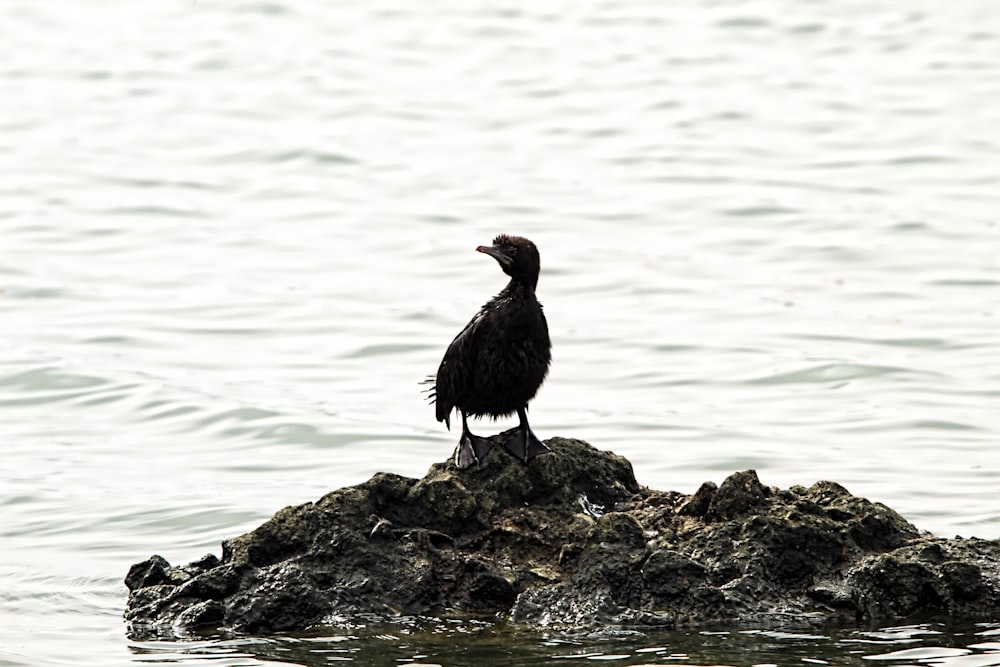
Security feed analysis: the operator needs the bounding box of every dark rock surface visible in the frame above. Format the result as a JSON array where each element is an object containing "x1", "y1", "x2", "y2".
[{"x1": 124, "y1": 438, "x2": 1000, "y2": 638}]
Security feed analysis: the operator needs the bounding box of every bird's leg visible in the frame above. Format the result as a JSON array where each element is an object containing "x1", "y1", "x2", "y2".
[
  {"x1": 502, "y1": 406, "x2": 551, "y2": 463},
  {"x1": 455, "y1": 410, "x2": 494, "y2": 469}
]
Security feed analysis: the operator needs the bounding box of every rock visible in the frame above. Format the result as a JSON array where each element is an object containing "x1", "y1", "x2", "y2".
[
  {"x1": 847, "y1": 538, "x2": 1000, "y2": 619},
  {"x1": 123, "y1": 437, "x2": 1000, "y2": 638}
]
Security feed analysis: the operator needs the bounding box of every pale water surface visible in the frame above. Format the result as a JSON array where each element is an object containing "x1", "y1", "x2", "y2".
[{"x1": 1, "y1": 1, "x2": 998, "y2": 665}]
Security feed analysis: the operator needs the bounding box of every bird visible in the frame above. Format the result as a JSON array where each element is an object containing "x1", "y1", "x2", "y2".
[{"x1": 428, "y1": 234, "x2": 552, "y2": 469}]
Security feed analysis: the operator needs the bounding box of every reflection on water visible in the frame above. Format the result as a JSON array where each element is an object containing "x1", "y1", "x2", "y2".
[{"x1": 123, "y1": 620, "x2": 1000, "y2": 667}]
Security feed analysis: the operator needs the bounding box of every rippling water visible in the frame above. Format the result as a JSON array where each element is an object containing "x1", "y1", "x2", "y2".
[{"x1": 2, "y1": 1, "x2": 998, "y2": 665}]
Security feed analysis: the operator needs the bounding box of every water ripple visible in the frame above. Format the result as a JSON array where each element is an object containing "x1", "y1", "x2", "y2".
[{"x1": 749, "y1": 363, "x2": 926, "y2": 385}]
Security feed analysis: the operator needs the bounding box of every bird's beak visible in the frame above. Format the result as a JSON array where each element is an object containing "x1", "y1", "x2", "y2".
[{"x1": 476, "y1": 244, "x2": 513, "y2": 267}]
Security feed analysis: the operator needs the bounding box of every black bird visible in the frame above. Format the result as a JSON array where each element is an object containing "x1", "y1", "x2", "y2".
[{"x1": 429, "y1": 234, "x2": 552, "y2": 469}]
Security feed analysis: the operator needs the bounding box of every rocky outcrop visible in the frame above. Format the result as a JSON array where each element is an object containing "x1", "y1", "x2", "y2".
[{"x1": 124, "y1": 437, "x2": 1000, "y2": 638}]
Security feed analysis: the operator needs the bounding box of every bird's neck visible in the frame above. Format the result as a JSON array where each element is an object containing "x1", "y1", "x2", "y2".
[{"x1": 501, "y1": 276, "x2": 537, "y2": 298}]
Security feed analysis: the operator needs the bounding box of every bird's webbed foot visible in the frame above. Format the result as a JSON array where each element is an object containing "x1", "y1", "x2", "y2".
[
  {"x1": 455, "y1": 430, "x2": 494, "y2": 469},
  {"x1": 501, "y1": 426, "x2": 551, "y2": 464}
]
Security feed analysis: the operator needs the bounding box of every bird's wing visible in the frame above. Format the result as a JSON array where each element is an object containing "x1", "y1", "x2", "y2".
[{"x1": 433, "y1": 308, "x2": 488, "y2": 424}]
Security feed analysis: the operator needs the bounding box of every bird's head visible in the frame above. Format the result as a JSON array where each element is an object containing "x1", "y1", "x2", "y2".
[{"x1": 476, "y1": 234, "x2": 541, "y2": 289}]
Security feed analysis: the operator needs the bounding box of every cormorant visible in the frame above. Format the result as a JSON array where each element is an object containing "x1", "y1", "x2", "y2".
[{"x1": 429, "y1": 234, "x2": 552, "y2": 469}]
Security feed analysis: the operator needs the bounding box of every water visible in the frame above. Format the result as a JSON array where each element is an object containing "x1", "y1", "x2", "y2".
[
  {"x1": 2, "y1": 0, "x2": 998, "y2": 664},
  {"x1": 115, "y1": 621, "x2": 1000, "y2": 666}
]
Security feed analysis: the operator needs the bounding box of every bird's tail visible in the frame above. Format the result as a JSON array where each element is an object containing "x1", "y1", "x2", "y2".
[
  {"x1": 420, "y1": 375, "x2": 451, "y2": 429},
  {"x1": 419, "y1": 375, "x2": 437, "y2": 403}
]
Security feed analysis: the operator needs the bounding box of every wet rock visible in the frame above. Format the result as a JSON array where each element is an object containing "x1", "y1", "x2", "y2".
[
  {"x1": 847, "y1": 538, "x2": 1000, "y2": 619},
  {"x1": 125, "y1": 555, "x2": 173, "y2": 590},
  {"x1": 124, "y1": 437, "x2": 1000, "y2": 638},
  {"x1": 707, "y1": 469, "x2": 770, "y2": 520},
  {"x1": 677, "y1": 481, "x2": 716, "y2": 517}
]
